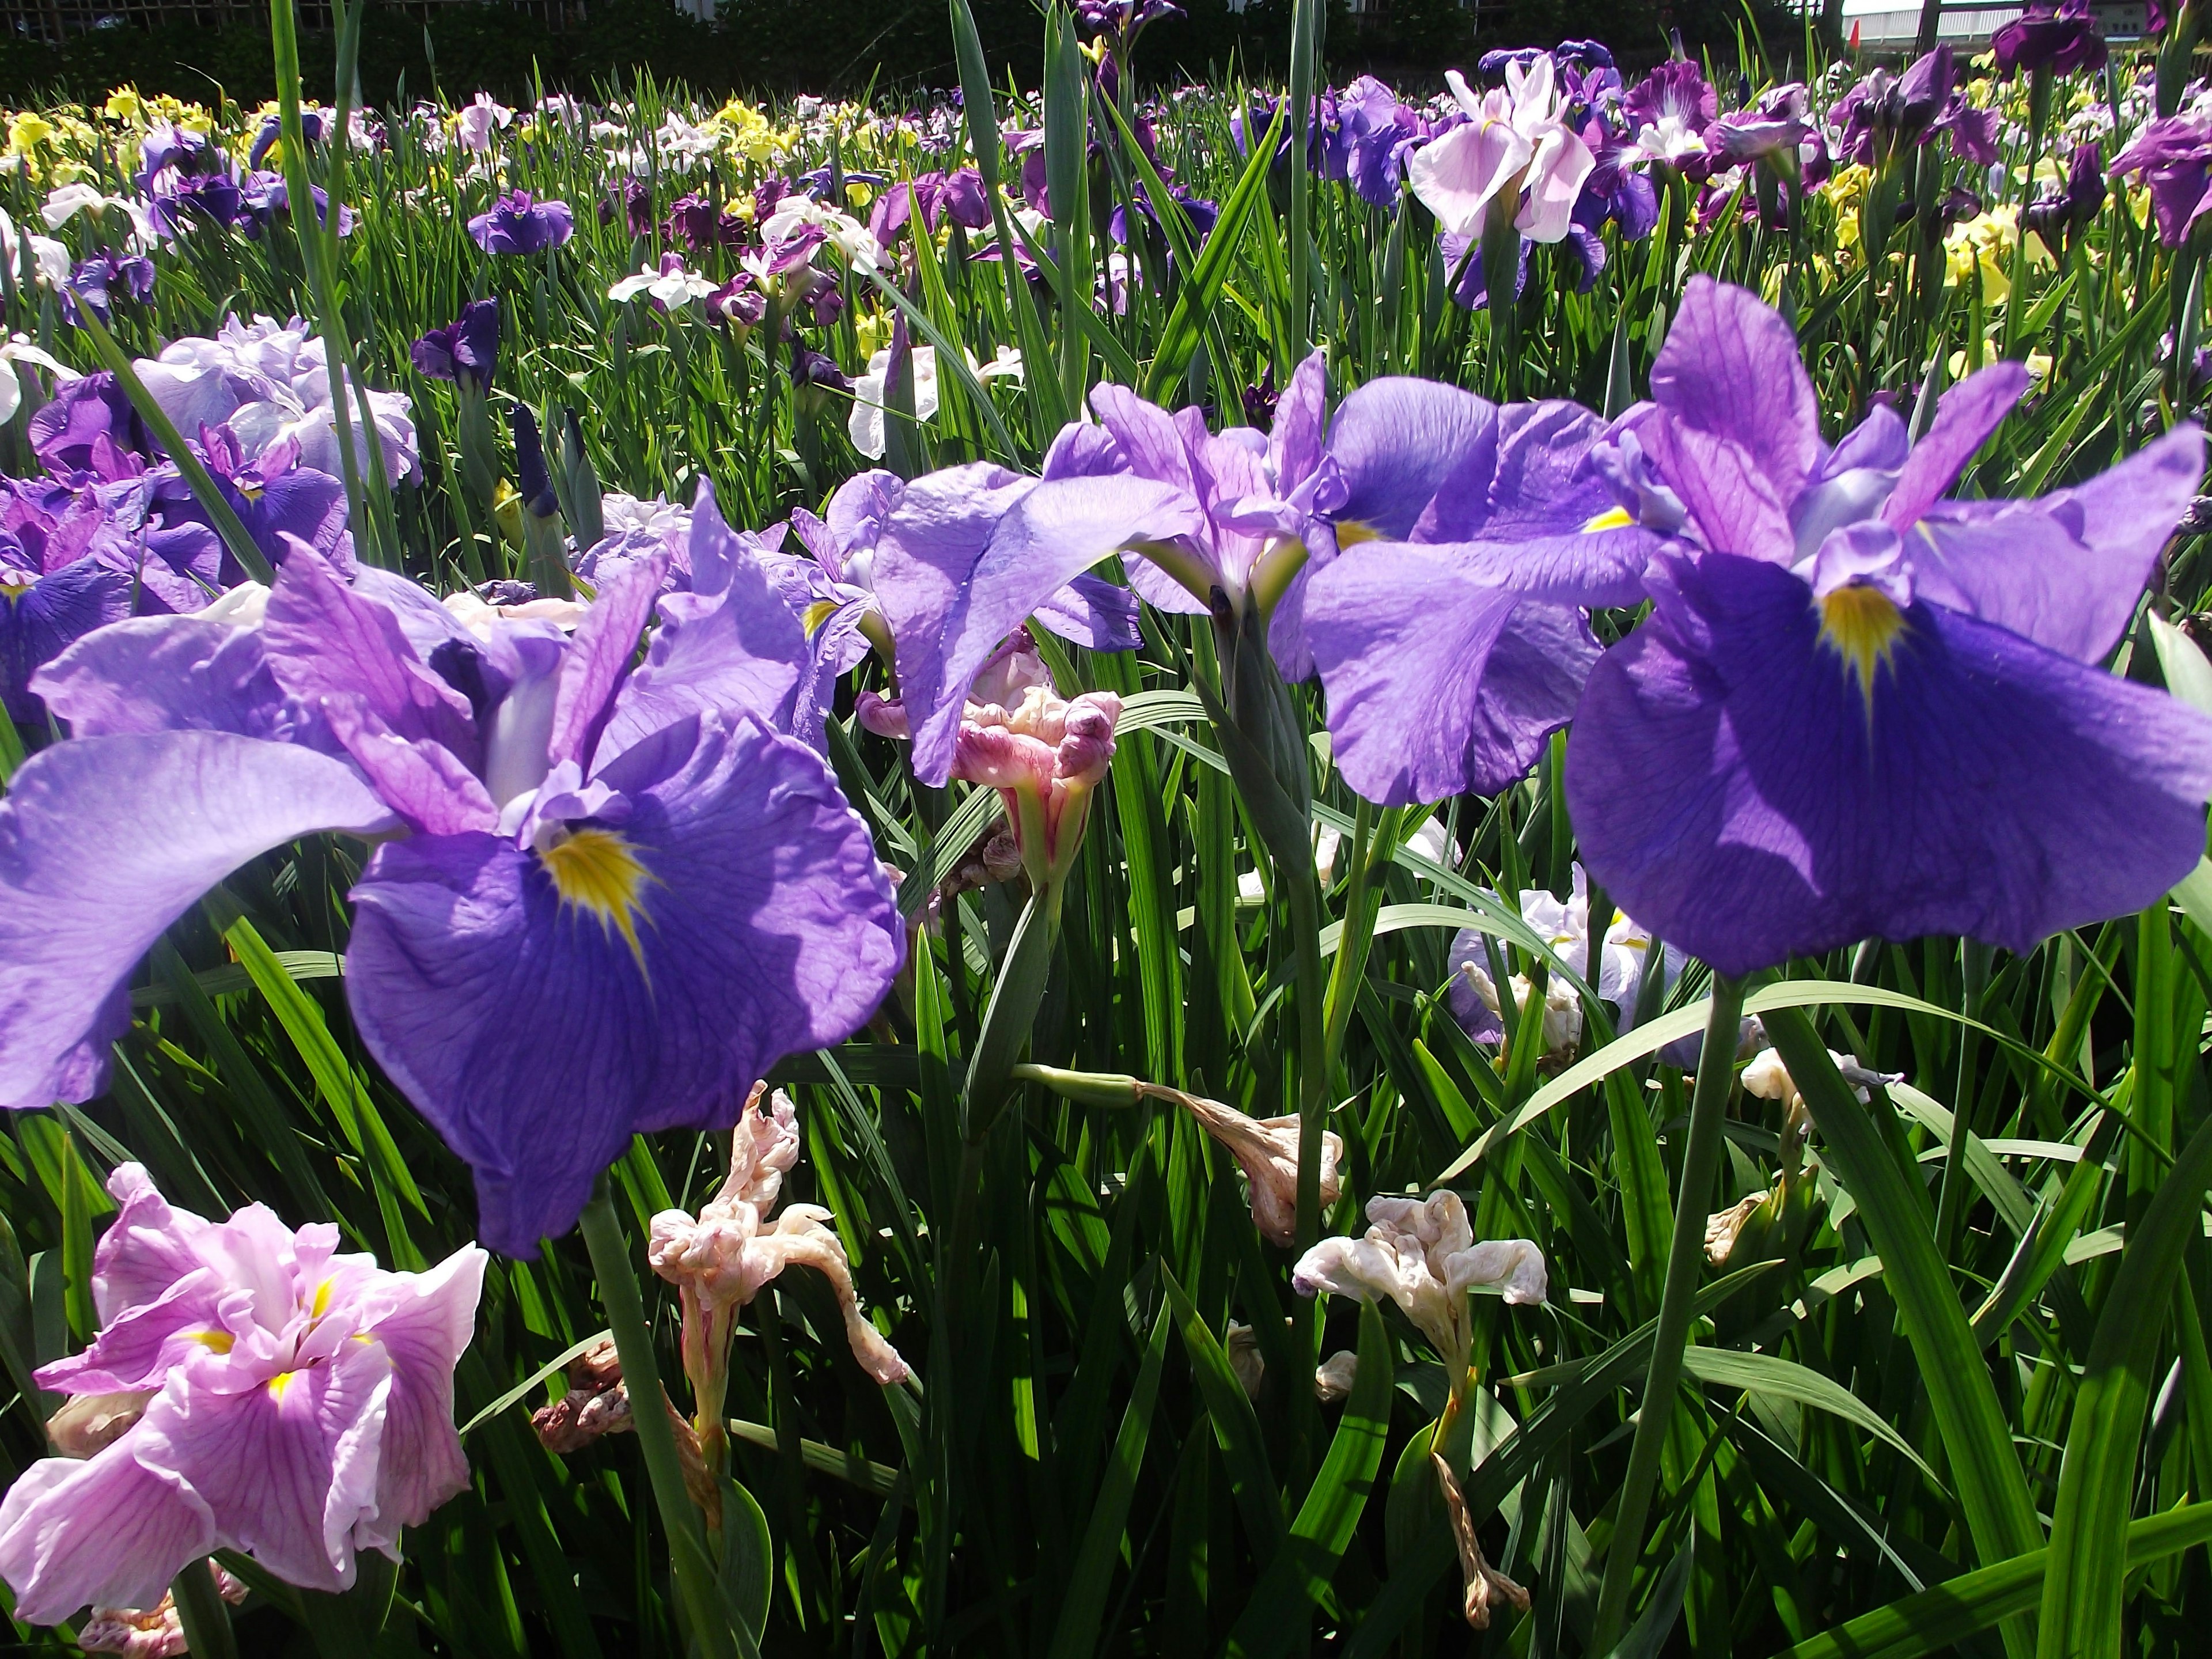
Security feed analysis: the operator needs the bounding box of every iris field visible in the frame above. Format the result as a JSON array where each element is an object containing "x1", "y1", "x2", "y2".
[{"x1": 3, "y1": 2, "x2": 2212, "y2": 1655}]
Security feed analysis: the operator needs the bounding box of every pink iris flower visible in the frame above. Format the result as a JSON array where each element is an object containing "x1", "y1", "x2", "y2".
[
  {"x1": 1408, "y1": 55, "x2": 1596, "y2": 243},
  {"x1": 0, "y1": 1165, "x2": 487, "y2": 1627}
]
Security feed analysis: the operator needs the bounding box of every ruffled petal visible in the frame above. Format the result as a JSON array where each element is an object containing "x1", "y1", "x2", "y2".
[
  {"x1": 1881, "y1": 361, "x2": 2031, "y2": 531},
  {"x1": 351, "y1": 1245, "x2": 486, "y2": 1547},
  {"x1": 1326, "y1": 377, "x2": 1497, "y2": 542},
  {"x1": 1647, "y1": 275, "x2": 1820, "y2": 512},
  {"x1": 134, "y1": 1336, "x2": 391, "y2": 1593},
  {"x1": 1308, "y1": 541, "x2": 1590, "y2": 803},
  {"x1": 0, "y1": 1438, "x2": 215, "y2": 1624},
  {"x1": 345, "y1": 714, "x2": 902, "y2": 1253},
  {"x1": 31, "y1": 615, "x2": 293, "y2": 740},
  {"x1": 1567, "y1": 550, "x2": 2212, "y2": 976},
  {"x1": 0, "y1": 733, "x2": 397, "y2": 1111},
  {"x1": 596, "y1": 571, "x2": 806, "y2": 763},
  {"x1": 874, "y1": 465, "x2": 1200, "y2": 786},
  {"x1": 1910, "y1": 425, "x2": 2205, "y2": 662}
]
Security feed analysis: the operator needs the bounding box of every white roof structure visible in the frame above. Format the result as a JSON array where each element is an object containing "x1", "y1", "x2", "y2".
[{"x1": 1835, "y1": 1, "x2": 2150, "y2": 51}]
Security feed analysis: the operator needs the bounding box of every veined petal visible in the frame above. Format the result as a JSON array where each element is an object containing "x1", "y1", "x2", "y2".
[
  {"x1": 1641, "y1": 411, "x2": 1796, "y2": 560},
  {"x1": 263, "y1": 548, "x2": 479, "y2": 768},
  {"x1": 1308, "y1": 541, "x2": 1593, "y2": 804},
  {"x1": 1408, "y1": 120, "x2": 1534, "y2": 238},
  {"x1": 88, "y1": 1164, "x2": 214, "y2": 1323},
  {"x1": 0, "y1": 733, "x2": 397, "y2": 1111},
  {"x1": 1567, "y1": 551, "x2": 2212, "y2": 976},
  {"x1": 876, "y1": 468, "x2": 1200, "y2": 787},
  {"x1": 1031, "y1": 571, "x2": 1145, "y2": 652},
  {"x1": 134, "y1": 1334, "x2": 391, "y2": 1593},
  {"x1": 350, "y1": 1245, "x2": 486, "y2": 1548},
  {"x1": 1327, "y1": 377, "x2": 1498, "y2": 541},
  {"x1": 346, "y1": 714, "x2": 902, "y2": 1253},
  {"x1": 597, "y1": 572, "x2": 806, "y2": 764},
  {"x1": 1910, "y1": 425, "x2": 2206, "y2": 662},
  {"x1": 1515, "y1": 124, "x2": 1596, "y2": 243},
  {"x1": 547, "y1": 554, "x2": 664, "y2": 771},
  {"x1": 0, "y1": 1438, "x2": 215, "y2": 1624},
  {"x1": 1881, "y1": 361, "x2": 2031, "y2": 531},
  {"x1": 32, "y1": 615, "x2": 290, "y2": 740},
  {"x1": 1647, "y1": 275, "x2": 1820, "y2": 510}
]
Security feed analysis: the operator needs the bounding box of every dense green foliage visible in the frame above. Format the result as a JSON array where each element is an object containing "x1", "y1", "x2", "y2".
[{"x1": 1, "y1": 5, "x2": 2211, "y2": 1658}]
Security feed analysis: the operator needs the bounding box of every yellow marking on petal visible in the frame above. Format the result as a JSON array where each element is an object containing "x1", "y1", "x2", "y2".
[
  {"x1": 192, "y1": 1330, "x2": 233, "y2": 1353},
  {"x1": 310, "y1": 1277, "x2": 334, "y2": 1319},
  {"x1": 1817, "y1": 584, "x2": 1907, "y2": 721},
  {"x1": 1334, "y1": 519, "x2": 1381, "y2": 549},
  {"x1": 801, "y1": 598, "x2": 839, "y2": 638},
  {"x1": 1581, "y1": 505, "x2": 1635, "y2": 533},
  {"x1": 268, "y1": 1370, "x2": 296, "y2": 1400},
  {"x1": 541, "y1": 826, "x2": 656, "y2": 975}
]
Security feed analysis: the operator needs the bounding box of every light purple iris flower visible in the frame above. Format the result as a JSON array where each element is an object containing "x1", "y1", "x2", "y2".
[
  {"x1": 0, "y1": 1163, "x2": 485, "y2": 1625},
  {"x1": 1298, "y1": 379, "x2": 1664, "y2": 804},
  {"x1": 467, "y1": 190, "x2": 575, "y2": 256},
  {"x1": 2110, "y1": 116, "x2": 2212, "y2": 247},
  {"x1": 0, "y1": 487, "x2": 903, "y2": 1252},
  {"x1": 864, "y1": 442, "x2": 1198, "y2": 784},
  {"x1": 1568, "y1": 276, "x2": 2212, "y2": 975}
]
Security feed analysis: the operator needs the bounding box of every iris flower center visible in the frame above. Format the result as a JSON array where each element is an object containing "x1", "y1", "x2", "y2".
[
  {"x1": 541, "y1": 827, "x2": 655, "y2": 972},
  {"x1": 1581, "y1": 505, "x2": 1635, "y2": 532},
  {"x1": 1817, "y1": 584, "x2": 1906, "y2": 715},
  {"x1": 801, "y1": 597, "x2": 839, "y2": 637},
  {"x1": 1334, "y1": 520, "x2": 1381, "y2": 548}
]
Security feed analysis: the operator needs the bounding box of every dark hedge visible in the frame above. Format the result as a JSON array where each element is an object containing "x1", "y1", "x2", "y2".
[{"x1": 0, "y1": 0, "x2": 1790, "y2": 110}]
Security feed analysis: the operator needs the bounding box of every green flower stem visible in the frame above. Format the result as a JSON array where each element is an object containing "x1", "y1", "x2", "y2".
[
  {"x1": 270, "y1": 0, "x2": 373, "y2": 562},
  {"x1": 1589, "y1": 972, "x2": 1747, "y2": 1653},
  {"x1": 1285, "y1": 855, "x2": 1331, "y2": 1251},
  {"x1": 577, "y1": 1183, "x2": 741, "y2": 1659},
  {"x1": 169, "y1": 1559, "x2": 240, "y2": 1659}
]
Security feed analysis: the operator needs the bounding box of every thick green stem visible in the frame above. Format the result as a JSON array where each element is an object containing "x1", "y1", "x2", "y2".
[
  {"x1": 577, "y1": 1185, "x2": 741, "y2": 1659},
  {"x1": 1320, "y1": 796, "x2": 1380, "y2": 1077},
  {"x1": 1286, "y1": 857, "x2": 1331, "y2": 1249},
  {"x1": 171, "y1": 1560, "x2": 241, "y2": 1659},
  {"x1": 1590, "y1": 974, "x2": 1746, "y2": 1652}
]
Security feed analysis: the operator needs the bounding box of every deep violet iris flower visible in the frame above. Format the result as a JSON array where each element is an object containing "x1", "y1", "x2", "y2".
[
  {"x1": 1567, "y1": 277, "x2": 2212, "y2": 976},
  {"x1": 1993, "y1": 0, "x2": 2107, "y2": 75},
  {"x1": 0, "y1": 486, "x2": 904, "y2": 1253},
  {"x1": 1298, "y1": 381, "x2": 1663, "y2": 805},
  {"x1": 0, "y1": 1164, "x2": 485, "y2": 1624},
  {"x1": 411, "y1": 298, "x2": 501, "y2": 392},
  {"x1": 467, "y1": 190, "x2": 575, "y2": 256}
]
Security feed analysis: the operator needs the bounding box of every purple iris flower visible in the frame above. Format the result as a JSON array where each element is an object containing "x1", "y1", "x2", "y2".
[
  {"x1": 468, "y1": 190, "x2": 574, "y2": 256},
  {"x1": 149, "y1": 169, "x2": 248, "y2": 237},
  {"x1": 0, "y1": 1164, "x2": 484, "y2": 1623},
  {"x1": 1299, "y1": 384, "x2": 1663, "y2": 805},
  {"x1": 29, "y1": 374, "x2": 156, "y2": 481},
  {"x1": 868, "y1": 169, "x2": 992, "y2": 247},
  {"x1": 1622, "y1": 59, "x2": 1716, "y2": 143},
  {"x1": 1710, "y1": 83, "x2": 1815, "y2": 168},
  {"x1": 65, "y1": 252, "x2": 155, "y2": 325},
  {"x1": 603, "y1": 176, "x2": 653, "y2": 236},
  {"x1": 2111, "y1": 116, "x2": 2212, "y2": 246},
  {"x1": 823, "y1": 463, "x2": 1147, "y2": 762},
  {"x1": 1323, "y1": 77, "x2": 1423, "y2": 209},
  {"x1": 2024, "y1": 141, "x2": 2109, "y2": 248},
  {"x1": 411, "y1": 299, "x2": 500, "y2": 392},
  {"x1": 1567, "y1": 278, "x2": 2212, "y2": 976},
  {"x1": 246, "y1": 107, "x2": 326, "y2": 169},
  {"x1": 1, "y1": 557, "x2": 132, "y2": 723},
  {"x1": 1109, "y1": 184, "x2": 1219, "y2": 281},
  {"x1": 1832, "y1": 48, "x2": 1956, "y2": 166},
  {"x1": 1993, "y1": 0, "x2": 2108, "y2": 75},
  {"x1": 0, "y1": 500, "x2": 904, "y2": 1253}
]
